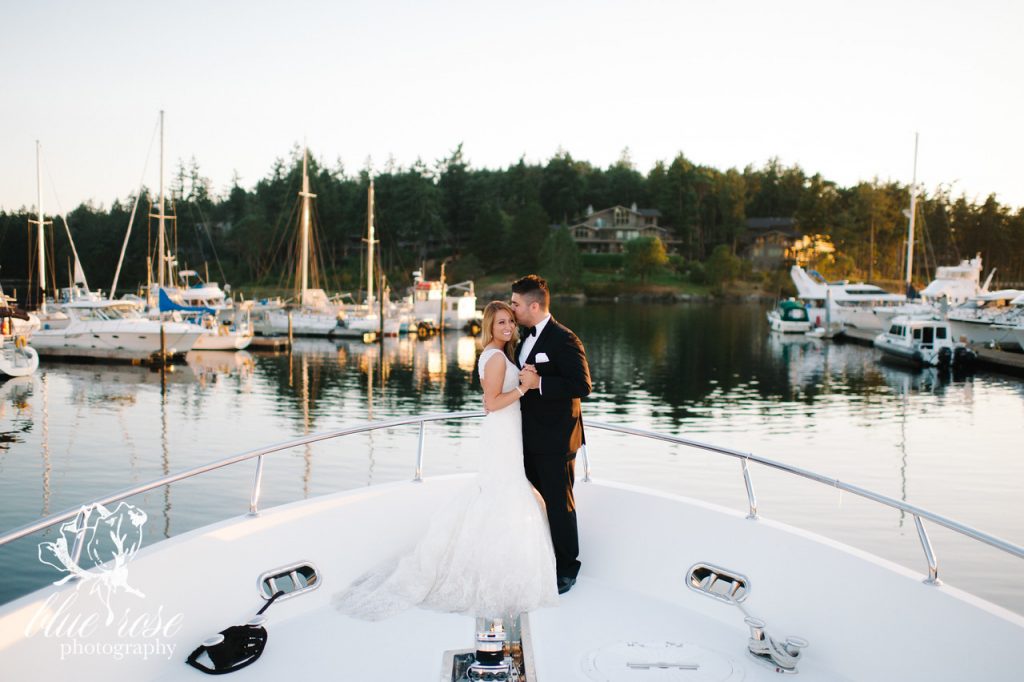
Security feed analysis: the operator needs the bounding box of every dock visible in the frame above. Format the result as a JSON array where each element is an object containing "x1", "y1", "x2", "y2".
[
  {"x1": 248, "y1": 336, "x2": 292, "y2": 351},
  {"x1": 972, "y1": 345, "x2": 1024, "y2": 376},
  {"x1": 834, "y1": 327, "x2": 1024, "y2": 376}
]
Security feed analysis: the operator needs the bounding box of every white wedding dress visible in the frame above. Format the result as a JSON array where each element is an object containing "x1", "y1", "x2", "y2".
[{"x1": 333, "y1": 348, "x2": 558, "y2": 620}]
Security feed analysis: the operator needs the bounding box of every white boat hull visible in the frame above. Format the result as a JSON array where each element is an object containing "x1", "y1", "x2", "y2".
[
  {"x1": 766, "y1": 312, "x2": 811, "y2": 333},
  {"x1": 948, "y1": 317, "x2": 1020, "y2": 349},
  {"x1": 266, "y1": 310, "x2": 339, "y2": 337},
  {"x1": 191, "y1": 331, "x2": 254, "y2": 350},
  {"x1": 31, "y1": 321, "x2": 203, "y2": 359},
  {"x1": 0, "y1": 343, "x2": 39, "y2": 376},
  {"x1": 1, "y1": 477, "x2": 1021, "y2": 680},
  {"x1": 336, "y1": 315, "x2": 403, "y2": 338}
]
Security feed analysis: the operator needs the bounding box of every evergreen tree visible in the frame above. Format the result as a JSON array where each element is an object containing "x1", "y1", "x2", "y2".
[{"x1": 539, "y1": 226, "x2": 583, "y2": 291}]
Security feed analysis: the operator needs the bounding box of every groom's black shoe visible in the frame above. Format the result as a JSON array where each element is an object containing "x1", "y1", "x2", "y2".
[{"x1": 557, "y1": 576, "x2": 576, "y2": 594}]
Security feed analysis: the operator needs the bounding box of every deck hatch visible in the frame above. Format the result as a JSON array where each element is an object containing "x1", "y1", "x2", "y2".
[
  {"x1": 257, "y1": 561, "x2": 320, "y2": 601},
  {"x1": 686, "y1": 563, "x2": 749, "y2": 604}
]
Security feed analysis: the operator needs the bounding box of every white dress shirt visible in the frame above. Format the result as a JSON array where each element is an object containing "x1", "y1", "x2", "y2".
[{"x1": 519, "y1": 314, "x2": 551, "y2": 393}]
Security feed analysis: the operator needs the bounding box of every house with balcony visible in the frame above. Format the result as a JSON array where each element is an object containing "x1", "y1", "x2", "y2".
[{"x1": 566, "y1": 204, "x2": 680, "y2": 254}]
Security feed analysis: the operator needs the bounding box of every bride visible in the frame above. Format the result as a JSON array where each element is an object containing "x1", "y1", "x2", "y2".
[{"x1": 333, "y1": 301, "x2": 558, "y2": 620}]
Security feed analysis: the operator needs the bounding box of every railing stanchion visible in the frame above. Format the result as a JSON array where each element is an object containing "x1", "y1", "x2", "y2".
[
  {"x1": 413, "y1": 420, "x2": 425, "y2": 482},
  {"x1": 249, "y1": 455, "x2": 265, "y2": 516},
  {"x1": 914, "y1": 514, "x2": 941, "y2": 585},
  {"x1": 742, "y1": 457, "x2": 758, "y2": 520},
  {"x1": 580, "y1": 443, "x2": 592, "y2": 483},
  {"x1": 68, "y1": 507, "x2": 88, "y2": 579}
]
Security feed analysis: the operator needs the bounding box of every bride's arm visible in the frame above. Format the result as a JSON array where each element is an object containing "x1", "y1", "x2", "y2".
[{"x1": 482, "y1": 353, "x2": 524, "y2": 412}]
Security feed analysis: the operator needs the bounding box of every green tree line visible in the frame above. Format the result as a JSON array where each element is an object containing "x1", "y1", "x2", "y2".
[{"x1": 2, "y1": 145, "x2": 1022, "y2": 301}]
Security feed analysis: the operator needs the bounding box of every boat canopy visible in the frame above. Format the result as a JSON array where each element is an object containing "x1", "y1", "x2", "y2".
[{"x1": 159, "y1": 288, "x2": 215, "y2": 317}]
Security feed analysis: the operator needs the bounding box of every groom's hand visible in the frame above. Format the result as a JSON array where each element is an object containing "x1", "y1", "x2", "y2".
[{"x1": 519, "y1": 365, "x2": 540, "y2": 390}]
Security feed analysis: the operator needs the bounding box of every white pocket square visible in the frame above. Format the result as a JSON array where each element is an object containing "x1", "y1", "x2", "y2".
[{"x1": 535, "y1": 352, "x2": 550, "y2": 363}]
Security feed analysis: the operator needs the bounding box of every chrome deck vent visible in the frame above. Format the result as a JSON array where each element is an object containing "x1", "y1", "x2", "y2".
[
  {"x1": 686, "y1": 563, "x2": 749, "y2": 604},
  {"x1": 257, "y1": 561, "x2": 320, "y2": 601}
]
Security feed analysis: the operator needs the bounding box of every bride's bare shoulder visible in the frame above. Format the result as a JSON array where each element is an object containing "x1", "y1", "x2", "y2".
[{"x1": 478, "y1": 348, "x2": 506, "y2": 377}]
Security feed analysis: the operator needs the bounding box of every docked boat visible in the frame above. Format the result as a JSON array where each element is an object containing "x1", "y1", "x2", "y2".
[
  {"x1": 947, "y1": 289, "x2": 1024, "y2": 349},
  {"x1": 766, "y1": 299, "x2": 811, "y2": 333},
  {"x1": 989, "y1": 292, "x2": 1024, "y2": 351},
  {"x1": 1014, "y1": 321, "x2": 1024, "y2": 353},
  {"x1": 334, "y1": 179, "x2": 406, "y2": 339},
  {"x1": 411, "y1": 270, "x2": 482, "y2": 332},
  {"x1": 870, "y1": 255, "x2": 987, "y2": 331},
  {"x1": 265, "y1": 148, "x2": 343, "y2": 337},
  {"x1": 31, "y1": 299, "x2": 204, "y2": 360},
  {"x1": 0, "y1": 413, "x2": 1021, "y2": 680},
  {"x1": 158, "y1": 281, "x2": 254, "y2": 350},
  {"x1": 0, "y1": 308, "x2": 39, "y2": 377},
  {"x1": 873, "y1": 315, "x2": 977, "y2": 368},
  {"x1": 790, "y1": 266, "x2": 906, "y2": 331}
]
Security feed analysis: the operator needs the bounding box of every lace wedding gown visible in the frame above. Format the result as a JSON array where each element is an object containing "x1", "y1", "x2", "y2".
[{"x1": 333, "y1": 348, "x2": 558, "y2": 620}]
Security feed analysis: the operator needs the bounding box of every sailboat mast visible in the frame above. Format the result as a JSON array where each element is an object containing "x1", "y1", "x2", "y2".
[
  {"x1": 904, "y1": 133, "x2": 919, "y2": 296},
  {"x1": 366, "y1": 179, "x2": 375, "y2": 307},
  {"x1": 299, "y1": 148, "x2": 313, "y2": 302},
  {"x1": 35, "y1": 141, "x2": 47, "y2": 313},
  {"x1": 157, "y1": 110, "x2": 166, "y2": 290}
]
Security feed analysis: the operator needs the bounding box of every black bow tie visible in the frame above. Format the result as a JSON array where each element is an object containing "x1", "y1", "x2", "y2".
[{"x1": 524, "y1": 326, "x2": 536, "y2": 337}]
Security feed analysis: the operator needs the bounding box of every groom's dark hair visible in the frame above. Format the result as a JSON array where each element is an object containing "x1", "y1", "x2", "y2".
[{"x1": 512, "y1": 274, "x2": 550, "y2": 310}]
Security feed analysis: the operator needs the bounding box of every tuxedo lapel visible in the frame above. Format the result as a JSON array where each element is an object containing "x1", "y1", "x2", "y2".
[{"x1": 526, "y1": 316, "x2": 557, "y2": 365}]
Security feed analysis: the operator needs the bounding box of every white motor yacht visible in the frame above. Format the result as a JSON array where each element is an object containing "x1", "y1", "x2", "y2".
[
  {"x1": 31, "y1": 299, "x2": 204, "y2": 360},
  {"x1": 790, "y1": 266, "x2": 905, "y2": 331},
  {"x1": 871, "y1": 255, "x2": 987, "y2": 331},
  {"x1": 989, "y1": 292, "x2": 1024, "y2": 351},
  {"x1": 873, "y1": 315, "x2": 976, "y2": 368},
  {"x1": 1014, "y1": 321, "x2": 1024, "y2": 352},
  {"x1": 947, "y1": 289, "x2": 1024, "y2": 349},
  {"x1": 0, "y1": 413, "x2": 1021, "y2": 681}
]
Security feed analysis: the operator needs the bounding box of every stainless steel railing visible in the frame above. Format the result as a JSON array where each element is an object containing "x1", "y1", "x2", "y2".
[{"x1": 1, "y1": 411, "x2": 1021, "y2": 588}]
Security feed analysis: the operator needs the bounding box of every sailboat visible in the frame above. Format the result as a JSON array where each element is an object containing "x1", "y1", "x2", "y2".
[
  {"x1": 335, "y1": 179, "x2": 403, "y2": 338},
  {"x1": 135, "y1": 113, "x2": 253, "y2": 350},
  {"x1": 256, "y1": 148, "x2": 342, "y2": 337},
  {"x1": 28, "y1": 138, "x2": 203, "y2": 361}
]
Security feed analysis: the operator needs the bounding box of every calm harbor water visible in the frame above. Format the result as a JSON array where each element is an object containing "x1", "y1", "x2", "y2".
[{"x1": 1, "y1": 302, "x2": 1022, "y2": 613}]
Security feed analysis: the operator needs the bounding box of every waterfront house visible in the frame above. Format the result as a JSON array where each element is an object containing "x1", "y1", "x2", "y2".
[{"x1": 566, "y1": 204, "x2": 680, "y2": 254}]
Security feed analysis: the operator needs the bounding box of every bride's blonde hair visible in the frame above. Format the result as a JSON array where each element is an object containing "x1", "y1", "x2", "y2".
[{"x1": 479, "y1": 301, "x2": 519, "y2": 361}]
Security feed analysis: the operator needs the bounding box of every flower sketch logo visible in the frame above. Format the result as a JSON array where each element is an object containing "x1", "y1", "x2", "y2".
[{"x1": 37, "y1": 502, "x2": 148, "y2": 625}]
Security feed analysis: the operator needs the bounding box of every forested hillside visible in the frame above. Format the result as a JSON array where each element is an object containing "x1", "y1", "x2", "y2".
[{"x1": 2, "y1": 145, "x2": 1021, "y2": 299}]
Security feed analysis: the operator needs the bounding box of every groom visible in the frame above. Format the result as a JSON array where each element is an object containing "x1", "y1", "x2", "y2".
[{"x1": 511, "y1": 275, "x2": 592, "y2": 594}]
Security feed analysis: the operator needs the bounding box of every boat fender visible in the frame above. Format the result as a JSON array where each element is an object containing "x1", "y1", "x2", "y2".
[
  {"x1": 185, "y1": 590, "x2": 284, "y2": 674},
  {"x1": 14, "y1": 335, "x2": 27, "y2": 349}
]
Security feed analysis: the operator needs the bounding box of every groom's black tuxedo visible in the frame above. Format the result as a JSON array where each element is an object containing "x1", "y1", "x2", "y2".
[{"x1": 517, "y1": 316, "x2": 591, "y2": 580}]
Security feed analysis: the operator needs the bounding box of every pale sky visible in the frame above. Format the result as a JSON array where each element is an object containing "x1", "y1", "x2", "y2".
[{"x1": 2, "y1": 0, "x2": 1022, "y2": 214}]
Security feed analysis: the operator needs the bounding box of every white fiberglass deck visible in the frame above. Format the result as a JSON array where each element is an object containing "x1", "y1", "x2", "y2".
[{"x1": 3, "y1": 475, "x2": 1022, "y2": 681}]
